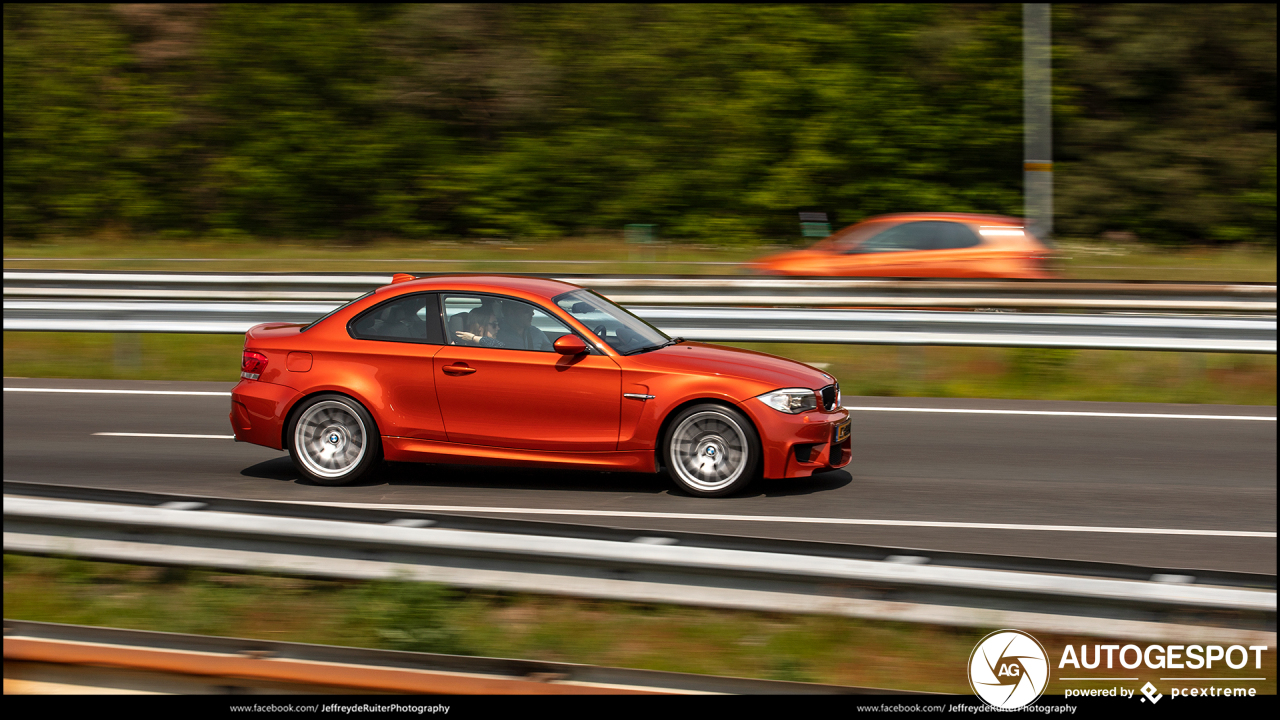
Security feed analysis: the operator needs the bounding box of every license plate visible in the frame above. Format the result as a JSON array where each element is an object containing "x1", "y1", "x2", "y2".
[{"x1": 835, "y1": 419, "x2": 851, "y2": 443}]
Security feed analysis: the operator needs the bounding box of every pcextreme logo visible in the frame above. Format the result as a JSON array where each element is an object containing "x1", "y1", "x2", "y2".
[{"x1": 969, "y1": 629, "x2": 1050, "y2": 709}]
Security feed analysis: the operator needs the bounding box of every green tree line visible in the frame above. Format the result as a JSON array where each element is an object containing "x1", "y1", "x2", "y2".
[{"x1": 4, "y1": 4, "x2": 1275, "y2": 245}]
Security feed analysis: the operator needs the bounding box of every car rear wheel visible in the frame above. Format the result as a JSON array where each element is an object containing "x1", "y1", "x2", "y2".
[
  {"x1": 288, "y1": 394, "x2": 381, "y2": 486},
  {"x1": 663, "y1": 403, "x2": 760, "y2": 497}
]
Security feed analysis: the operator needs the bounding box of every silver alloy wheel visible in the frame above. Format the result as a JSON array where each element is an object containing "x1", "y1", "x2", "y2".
[
  {"x1": 669, "y1": 410, "x2": 749, "y2": 493},
  {"x1": 294, "y1": 400, "x2": 368, "y2": 479}
]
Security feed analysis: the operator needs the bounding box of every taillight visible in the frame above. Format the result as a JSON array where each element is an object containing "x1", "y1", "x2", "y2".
[{"x1": 241, "y1": 350, "x2": 268, "y2": 380}]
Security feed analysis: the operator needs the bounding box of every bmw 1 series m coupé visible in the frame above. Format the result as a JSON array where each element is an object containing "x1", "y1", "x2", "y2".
[{"x1": 230, "y1": 274, "x2": 850, "y2": 497}]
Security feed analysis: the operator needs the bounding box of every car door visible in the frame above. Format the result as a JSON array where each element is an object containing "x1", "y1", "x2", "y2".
[
  {"x1": 434, "y1": 293, "x2": 622, "y2": 452},
  {"x1": 346, "y1": 292, "x2": 448, "y2": 440}
]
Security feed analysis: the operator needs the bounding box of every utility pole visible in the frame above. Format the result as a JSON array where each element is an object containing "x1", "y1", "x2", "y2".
[{"x1": 1023, "y1": 4, "x2": 1053, "y2": 240}]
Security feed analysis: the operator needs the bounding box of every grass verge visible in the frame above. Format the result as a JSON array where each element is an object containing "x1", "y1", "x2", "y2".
[
  {"x1": 6, "y1": 554, "x2": 1274, "y2": 693},
  {"x1": 4, "y1": 332, "x2": 1275, "y2": 405},
  {"x1": 4, "y1": 236, "x2": 1276, "y2": 281}
]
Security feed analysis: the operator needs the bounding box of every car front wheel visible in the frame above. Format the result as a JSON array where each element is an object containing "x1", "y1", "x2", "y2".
[
  {"x1": 663, "y1": 403, "x2": 760, "y2": 497},
  {"x1": 288, "y1": 394, "x2": 382, "y2": 486}
]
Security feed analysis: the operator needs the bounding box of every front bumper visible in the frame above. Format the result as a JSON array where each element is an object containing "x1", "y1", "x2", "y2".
[
  {"x1": 743, "y1": 400, "x2": 852, "y2": 479},
  {"x1": 230, "y1": 379, "x2": 301, "y2": 450}
]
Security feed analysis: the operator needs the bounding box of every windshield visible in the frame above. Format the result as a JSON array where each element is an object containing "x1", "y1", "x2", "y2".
[{"x1": 554, "y1": 289, "x2": 669, "y2": 355}]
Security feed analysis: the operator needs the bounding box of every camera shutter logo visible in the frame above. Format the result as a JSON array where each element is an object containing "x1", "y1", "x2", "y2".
[{"x1": 968, "y1": 629, "x2": 1049, "y2": 708}]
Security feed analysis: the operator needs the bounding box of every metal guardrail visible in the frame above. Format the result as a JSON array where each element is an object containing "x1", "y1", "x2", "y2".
[
  {"x1": 5, "y1": 271, "x2": 1277, "y2": 311},
  {"x1": 5, "y1": 272, "x2": 1275, "y2": 351},
  {"x1": 6, "y1": 619, "x2": 898, "y2": 694},
  {"x1": 641, "y1": 306, "x2": 1275, "y2": 352},
  {"x1": 8, "y1": 481, "x2": 1271, "y2": 590},
  {"x1": 583, "y1": 276, "x2": 1278, "y2": 312},
  {"x1": 4, "y1": 299, "x2": 1275, "y2": 352},
  {"x1": 5, "y1": 495, "x2": 1274, "y2": 644}
]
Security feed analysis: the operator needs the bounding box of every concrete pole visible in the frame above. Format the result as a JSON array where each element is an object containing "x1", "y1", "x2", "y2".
[{"x1": 1024, "y1": 4, "x2": 1053, "y2": 240}]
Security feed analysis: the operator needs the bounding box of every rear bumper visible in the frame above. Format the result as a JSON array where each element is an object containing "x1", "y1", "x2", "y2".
[
  {"x1": 741, "y1": 401, "x2": 851, "y2": 479},
  {"x1": 230, "y1": 379, "x2": 301, "y2": 450}
]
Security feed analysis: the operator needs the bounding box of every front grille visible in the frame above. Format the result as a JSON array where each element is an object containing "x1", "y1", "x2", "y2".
[{"x1": 820, "y1": 383, "x2": 839, "y2": 412}]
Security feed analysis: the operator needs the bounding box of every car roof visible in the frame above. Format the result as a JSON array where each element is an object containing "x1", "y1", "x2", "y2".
[
  {"x1": 858, "y1": 212, "x2": 1025, "y2": 226},
  {"x1": 377, "y1": 274, "x2": 583, "y2": 301}
]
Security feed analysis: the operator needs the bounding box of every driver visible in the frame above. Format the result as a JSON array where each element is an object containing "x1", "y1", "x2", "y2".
[
  {"x1": 455, "y1": 309, "x2": 505, "y2": 347},
  {"x1": 496, "y1": 300, "x2": 553, "y2": 351}
]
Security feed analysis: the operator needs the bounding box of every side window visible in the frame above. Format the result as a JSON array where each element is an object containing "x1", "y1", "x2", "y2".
[
  {"x1": 442, "y1": 294, "x2": 576, "y2": 352},
  {"x1": 934, "y1": 222, "x2": 983, "y2": 250},
  {"x1": 847, "y1": 221, "x2": 980, "y2": 253},
  {"x1": 847, "y1": 222, "x2": 935, "y2": 253},
  {"x1": 349, "y1": 293, "x2": 443, "y2": 344}
]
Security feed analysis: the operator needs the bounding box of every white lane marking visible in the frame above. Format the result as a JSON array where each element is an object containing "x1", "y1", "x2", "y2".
[
  {"x1": 5, "y1": 388, "x2": 1275, "y2": 421},
  {"x1": 845, "y1": 406, "x2": 1276, "y2": 421},
  {"x1": 93, "y1": 432, "x2": 234, "y2": 439},
  {"x1": 5, "y1": 388, "x2": 230, "y2": 396},
  {"x1": 293, "y1": 502, "x2": 1278, "y2": 538}
]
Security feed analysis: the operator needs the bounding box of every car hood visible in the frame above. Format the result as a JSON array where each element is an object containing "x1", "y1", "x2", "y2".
[{"x1": 622, "y1": 341, "x2": 834, "y2": 394}]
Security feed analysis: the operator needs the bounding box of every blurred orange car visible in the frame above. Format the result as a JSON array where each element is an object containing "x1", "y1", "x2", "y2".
[{"x1": 749, "y1": 213, "x2": 1056, "y2": 278}]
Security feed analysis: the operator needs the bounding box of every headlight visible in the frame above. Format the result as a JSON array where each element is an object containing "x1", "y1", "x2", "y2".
[{"x1": 757, "y1": 388, "x2": 819, "y2": 414}]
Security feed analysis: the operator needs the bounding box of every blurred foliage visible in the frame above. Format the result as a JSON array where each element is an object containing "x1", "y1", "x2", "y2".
[
  {"x1": 1055, "y1": 4, "x2": 1277, "y2": 245},
  {"x1": 1007, "y1": 347, "x2": 1075, "y2": 384},
  {"x1": 4, "y1": 4, "x2": 1275, "y2": 245},
  {"x1": 358, "y1": 579, "x2": 474, "y2": 655}
]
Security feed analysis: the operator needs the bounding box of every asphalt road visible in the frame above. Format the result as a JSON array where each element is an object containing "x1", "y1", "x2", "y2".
[{"x1": 4, "y1": 377, "x2": 1275, "y2": 574}]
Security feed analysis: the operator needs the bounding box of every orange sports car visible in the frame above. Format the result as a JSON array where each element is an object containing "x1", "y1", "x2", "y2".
[
  {"x1": 749, "y1": 213, "x2": 1056, "y2": 278},
  {"x1": 230, "y1": 274, "x2": 850, "y2": 497}
]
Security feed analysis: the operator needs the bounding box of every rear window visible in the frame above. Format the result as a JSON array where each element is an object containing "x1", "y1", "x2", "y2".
[{"x1": 348, "y1": 293, "x2": 444, "y2": 344}]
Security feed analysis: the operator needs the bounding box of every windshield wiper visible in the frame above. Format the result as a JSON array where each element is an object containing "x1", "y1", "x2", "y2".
[{"x1": 623, "y1": 337, "x2": 684, "y2": 356}]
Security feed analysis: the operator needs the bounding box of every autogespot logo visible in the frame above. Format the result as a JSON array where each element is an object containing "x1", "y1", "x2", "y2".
[{"x1": 969, "y1": 629, "x2": 1050, "y2": 709}]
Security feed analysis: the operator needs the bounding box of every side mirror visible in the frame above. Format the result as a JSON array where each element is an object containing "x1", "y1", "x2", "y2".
[{"x1": 553, "y1": 335, "x2": 589, "y2": 356}]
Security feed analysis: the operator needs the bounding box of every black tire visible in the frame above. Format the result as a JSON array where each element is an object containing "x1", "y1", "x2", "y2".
[
  {"x1": 287, "y1": 394, "x2": 382, "y2": 486},
  {"x1": 661, "y1": 403, "x2": 760, "y2": 497}
]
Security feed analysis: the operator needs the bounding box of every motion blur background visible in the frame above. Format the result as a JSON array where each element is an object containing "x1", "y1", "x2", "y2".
[
  {"x1": 4, "y1": 3, "x2": 1275, "y2": 247},
  {"x1": 3, "y1": 5, "x2": 1276, "y2": 694}
]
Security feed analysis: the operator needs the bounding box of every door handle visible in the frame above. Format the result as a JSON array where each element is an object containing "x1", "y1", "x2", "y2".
[{"x1": 442, "y1": 363, "x2": 476, "y2": 376}]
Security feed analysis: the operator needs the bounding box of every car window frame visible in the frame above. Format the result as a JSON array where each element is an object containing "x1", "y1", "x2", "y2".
[
  {"x1": 346, "y1": 291, "x2": 445, "y2": 345},
  {"x1": 439, "y1": 291, "x2": 598, "y2": 354}
]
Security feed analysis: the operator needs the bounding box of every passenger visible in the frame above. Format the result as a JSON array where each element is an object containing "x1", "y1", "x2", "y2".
[
  {"x1": 455, "y1": 309, "x2": 505, "y2": 347},
  {"x1": 449, "y1": 297, "x2": 500, "y2": 337},
  {"x1": 496, "y1": 300, "x2": 553, "y2": 351}
]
